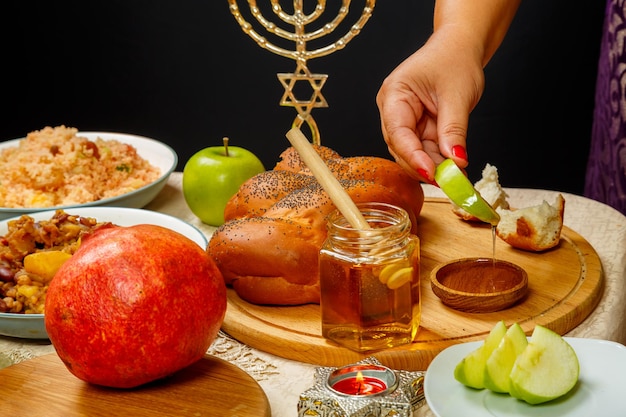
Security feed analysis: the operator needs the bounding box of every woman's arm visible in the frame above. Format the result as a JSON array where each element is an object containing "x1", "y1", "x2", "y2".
[{"x1": 376, "y1": 0, "x2": 522, "y2": 182}]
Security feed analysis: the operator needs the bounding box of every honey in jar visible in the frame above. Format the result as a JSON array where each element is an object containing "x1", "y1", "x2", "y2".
[{"x1": 319, "y1": 202, "x2": 420, "y2": 352}]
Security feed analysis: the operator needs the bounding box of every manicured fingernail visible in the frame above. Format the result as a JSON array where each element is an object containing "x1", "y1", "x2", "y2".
[
  {"x1": 452, "y1": 145, "x2": 468, "y2": 161},
  {"x1": 417, "y1": 169, "x2": 438, "y2": 186},
  {"x1": 417, "y1": 168, "x2": 430, "y2": 180}
]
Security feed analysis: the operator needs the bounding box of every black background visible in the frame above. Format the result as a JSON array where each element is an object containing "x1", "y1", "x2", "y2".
[{"x1": 1, "y1": 1, "x2": 605, "y2": 195}]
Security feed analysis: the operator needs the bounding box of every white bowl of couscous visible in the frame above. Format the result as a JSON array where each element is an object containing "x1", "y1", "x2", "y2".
[
  {"x1": 0, "y1": 126, "x2": 178, "y2": 221},
  {"x1": 0, "y1": 206, "x2": 208, "y2": 339}
]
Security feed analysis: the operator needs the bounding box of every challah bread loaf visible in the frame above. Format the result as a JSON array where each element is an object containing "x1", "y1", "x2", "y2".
[
  {"x1": 211, "y1": 180, "x2": 419, "y2": 305},
  {"x1": 226, "y1": 148, "x2": 425, "y2": 224},
  {"x1": 496, "y1": 194, "x2": 565, "y2": 251},
  {"x1": 208, "y1": 146, "x2": 425, "y2": 305}
]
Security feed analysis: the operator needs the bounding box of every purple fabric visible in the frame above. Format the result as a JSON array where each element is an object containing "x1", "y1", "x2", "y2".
[{"x1": 585, "y1": 0, "x2": 626, "y2": 215}]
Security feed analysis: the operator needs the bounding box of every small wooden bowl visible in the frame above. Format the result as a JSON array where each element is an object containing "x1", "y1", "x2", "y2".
[{"x1": 430, "y1": 258, "x2": 528, "y2": 313}]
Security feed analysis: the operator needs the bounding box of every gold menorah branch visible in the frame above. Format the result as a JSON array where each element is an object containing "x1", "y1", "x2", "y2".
[{"x1": 227, "y1": 0, "x2": 376, "y2": 144}]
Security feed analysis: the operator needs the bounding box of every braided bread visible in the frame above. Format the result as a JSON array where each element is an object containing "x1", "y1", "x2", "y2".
[{"x1": 207, "y1": 146, "x2": 425, "y2": 305}]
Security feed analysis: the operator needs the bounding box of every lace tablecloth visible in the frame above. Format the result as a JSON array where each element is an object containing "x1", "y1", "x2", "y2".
[{"x1": 2, "y1": 174, "x2": 625, "y2": 417}]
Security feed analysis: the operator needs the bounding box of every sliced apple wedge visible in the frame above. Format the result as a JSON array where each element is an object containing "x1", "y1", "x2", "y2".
[
  {"x1": 484, "y1": 322, "x2": 528, "y2": 393},
  {"x1": 509, "y1": 325, "x2": 579, "y2": 404},
  {"x1": 434, "y1": 158, "x2": 500, "y2": 225},
  {"x1": 454, "y1": 320, "x2": 507, "y2": 389}
]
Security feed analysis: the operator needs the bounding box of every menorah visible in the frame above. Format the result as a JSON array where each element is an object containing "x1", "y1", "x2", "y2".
[{"x1": 227, "y1": 0, "x2": 376, "y2": 145}]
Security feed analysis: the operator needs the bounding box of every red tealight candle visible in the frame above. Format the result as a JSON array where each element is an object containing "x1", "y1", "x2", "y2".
[{"x1": 331, "y1": 371, "x2": 387, "y2": 396}]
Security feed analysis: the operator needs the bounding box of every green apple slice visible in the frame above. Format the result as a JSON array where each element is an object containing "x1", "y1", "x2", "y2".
[
  {"x1": 434, "y1": 159, "x2": 500, "y2": 225},
  {"x1": 454, "y1": 320, "x2": 507, "y2": 389},
  {"x1": 483, "y1": 323, "x2": 528, "y2": 393},
  {"x1": 509, "y1": 325, "x2": 579, "y2": 404}
]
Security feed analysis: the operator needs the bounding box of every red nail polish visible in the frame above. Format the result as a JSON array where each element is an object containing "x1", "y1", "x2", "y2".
[
  {"x1": 417, "y1": 169, "x2": 438, "y2": 186},
  {"x1": 452, "y1": 145, "x2": 467, "y2": 161},
  {"x1": 417, "y1": 168, "x2": 430, "y2": 180}
]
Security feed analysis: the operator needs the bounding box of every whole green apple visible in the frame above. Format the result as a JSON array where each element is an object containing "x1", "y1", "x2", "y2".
[{"x1": 183, "y1": 138, "x2": 265, "y2": 226}]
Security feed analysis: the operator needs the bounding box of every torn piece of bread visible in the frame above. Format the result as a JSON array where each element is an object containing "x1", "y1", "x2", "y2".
[
  {"x1": 452, "y1": 163, "x2": 510, "y2": 221},
  {"x1": 496, "y1": 194, "x2": 565, "y2": 251}
]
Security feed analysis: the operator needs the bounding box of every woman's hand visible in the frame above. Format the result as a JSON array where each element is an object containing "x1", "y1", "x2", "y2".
[
  {"x1": 376, "y1": 0, "x2": 521, "y2": 183},
  {"x1": 376, "y1": 30, "x2": 485, "y2": 183}
]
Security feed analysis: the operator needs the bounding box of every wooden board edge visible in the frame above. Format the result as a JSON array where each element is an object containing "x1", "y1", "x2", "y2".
[{"x1": 221, "y1": 198, "x2": 605, "y2": 371}]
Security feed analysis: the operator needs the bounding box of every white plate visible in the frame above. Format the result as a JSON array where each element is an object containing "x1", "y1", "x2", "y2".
[
  {"x1": 424, "y1": 337, "x2": 626, "y2": 417},
  {"x1": 0, "y1": 131, "x2": 178, "y2": 220},
  {"x1": 0, "y1": 207, "x2": 208, "y2": 339}
]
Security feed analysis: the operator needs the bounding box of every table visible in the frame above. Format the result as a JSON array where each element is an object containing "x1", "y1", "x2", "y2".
[{"x1": 2, "y1": 173, "x2": 625, "y2": 417}]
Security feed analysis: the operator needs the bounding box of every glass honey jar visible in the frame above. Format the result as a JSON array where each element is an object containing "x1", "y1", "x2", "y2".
[{"x1": 319, "y1": 202, "x2": 420, "y2": 352}]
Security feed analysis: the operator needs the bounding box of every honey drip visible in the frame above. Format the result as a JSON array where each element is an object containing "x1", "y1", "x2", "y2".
[{"x1": 491, "y1": 225, "x2": 497, "y2": 265}]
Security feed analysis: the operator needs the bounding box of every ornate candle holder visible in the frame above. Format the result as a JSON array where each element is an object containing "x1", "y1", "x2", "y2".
[
  {"x1": 227, "y1": 0, "x2": 376, "y2": 145},
  {"x1": 298, "y1": 357, "x2": 425, "y2": 417}
]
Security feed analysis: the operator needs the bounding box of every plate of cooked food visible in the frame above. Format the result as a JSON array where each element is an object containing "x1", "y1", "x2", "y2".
[
  {"x1": 0, "y1": 126, "x2": 177, "y2": 221},
  {"x1": 0, "y1": 207, "x2": 208, "y2": 339}
]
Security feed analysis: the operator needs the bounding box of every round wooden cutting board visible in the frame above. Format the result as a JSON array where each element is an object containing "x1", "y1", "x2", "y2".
[
  {"x1": 1, "y1": 353, "x2": 270, "y2": 416},
  {"x1": 222, "y1": 198, "x2": 604, "y2": 371}
]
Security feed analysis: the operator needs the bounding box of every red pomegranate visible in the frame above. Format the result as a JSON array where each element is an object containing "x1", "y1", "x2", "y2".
[{"x1": 45, "y1": 224, "x2": 226, "y2": 388}]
